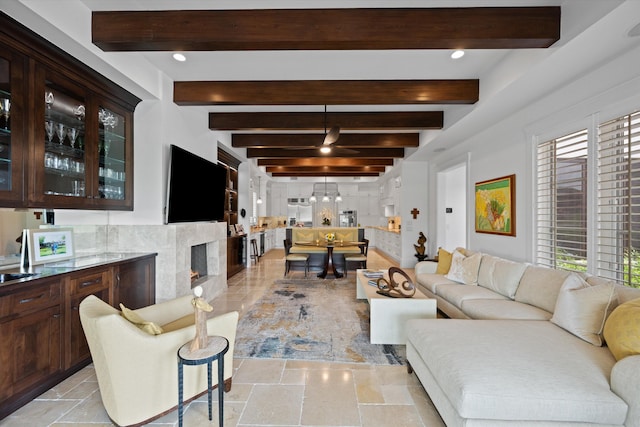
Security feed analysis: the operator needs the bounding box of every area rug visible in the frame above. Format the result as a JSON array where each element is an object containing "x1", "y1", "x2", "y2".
[{"x1": 234, "y1": 278, "x2": 405, "y2": 365}]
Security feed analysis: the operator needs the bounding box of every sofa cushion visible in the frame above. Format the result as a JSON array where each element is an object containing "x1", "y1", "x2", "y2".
[
  {"x1": 436, "y1": 283, "x2": 508, "y2": 308},
  {"x1": 292, "y1": 229, "x2": 315, "y2": 242},
  {"x1": 161, "y1": 313, "x2": 195, "y2": 332},
  {"x1": 445, "y1": 250, "x2": 482, "y2": 285},
  {"x1": 406, "y1": 319, "x2": 627, "y2": 424},
  {"x1": 551, "y1": 274, "x2": 617, "y2": 346},
  {"x1": 435, "y1": 248, "x2": 453, "y2": 274},
  {"x1": 515, "y1": 265, "x2": 571, "y2": 313},
  {"x1": 415, "y1": 273, "x2": 458, "y2": 294},
  {"x1": 477, "y1": 255, "x2": 528, "y2": 299},
  {"x1": 461, "y1": 299, "x2": 552, "y2": 320},
  {"x1": 604, "y1": 297, "x2": 640, "y2": 361},
  {"x1": 586, "y1": 275, "x2": 640, "y2": 304}
]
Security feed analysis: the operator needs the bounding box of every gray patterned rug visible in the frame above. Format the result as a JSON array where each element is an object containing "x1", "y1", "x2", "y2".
[{"x1": 234, "y1": 278, "x2": 405, "y2": 365}]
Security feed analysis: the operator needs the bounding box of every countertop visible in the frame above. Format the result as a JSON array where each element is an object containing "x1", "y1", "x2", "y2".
[
  {"x1": 0, "y1": 252, "x2": 157, "y2": 288},
  {"x1": 367, "y1": 226, "x2": 401, "y2": 234}
]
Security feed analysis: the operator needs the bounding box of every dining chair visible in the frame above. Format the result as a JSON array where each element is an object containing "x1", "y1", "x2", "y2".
[
  {"x1": 284, "y1": 238, "x2": 309, "y2": 277},
  {"x1": 344, "y1": 238, "x2": 369, "y2": 276}
]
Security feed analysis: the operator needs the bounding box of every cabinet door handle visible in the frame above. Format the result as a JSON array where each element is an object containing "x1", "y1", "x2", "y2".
[
  {"x1": 19, "y1": 294, "x2": 45, "y2": 304},
  {"x1": 116, "y1": 273, "x2": 120, "y2": 288},
  {"x1": 80, "y1": 278, "x2": 101, "y2": 287},
  {"x1": 53, "y1": 313, "x2": 61, "y2": 318}
]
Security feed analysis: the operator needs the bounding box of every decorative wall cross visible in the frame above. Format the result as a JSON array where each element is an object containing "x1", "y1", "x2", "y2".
[{"x1": 411, "y1": 208, "x2": 420, "y2": 219}]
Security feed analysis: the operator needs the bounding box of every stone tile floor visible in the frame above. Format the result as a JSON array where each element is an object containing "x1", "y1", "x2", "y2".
[{"x1": 0, "y1": 248, "x2": 445, "y2": 427}]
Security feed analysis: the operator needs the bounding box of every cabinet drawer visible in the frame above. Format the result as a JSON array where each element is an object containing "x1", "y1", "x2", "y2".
[
  {"x1": 69, "y1": 270, "x2": 110, "y2": 296},
  {"x1": 0, "y1": 281, "x2": 62, "y2": 318}
]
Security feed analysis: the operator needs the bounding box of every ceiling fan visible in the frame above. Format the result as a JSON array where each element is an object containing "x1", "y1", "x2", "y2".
[{"x1": 320, "y1": 105, "x2": 340, "y2": 153}]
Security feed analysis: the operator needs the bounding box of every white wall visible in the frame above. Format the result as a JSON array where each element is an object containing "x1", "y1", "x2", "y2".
[{"x1": 399, "y1": 162, "x2": 429, "y2": 267}]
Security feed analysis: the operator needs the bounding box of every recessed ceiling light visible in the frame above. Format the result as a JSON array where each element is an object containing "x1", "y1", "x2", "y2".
[
  {"x1": 451, "y1": 50, "x2": 465, "y2": 59},
  {"x1": 320, "y1": 146, "x2": 331, "y2": 154},
  {"x1": 172, "y1": 53, "x2": 186, "y2": 62}
]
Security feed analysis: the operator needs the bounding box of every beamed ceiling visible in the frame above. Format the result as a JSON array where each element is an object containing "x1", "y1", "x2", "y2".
[{"x1": 92, "y1": 6, "x2": 561, "y2": 177}]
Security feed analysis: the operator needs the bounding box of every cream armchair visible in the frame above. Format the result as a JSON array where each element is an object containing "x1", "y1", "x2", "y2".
[{"x1": 79, "y1": 294, "x2": 239, "y2": 427}]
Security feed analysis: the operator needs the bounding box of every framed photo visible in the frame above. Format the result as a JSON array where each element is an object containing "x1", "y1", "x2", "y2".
[
  {"x1": 475, "y1": 174, "x2": 516, "y2": 236},
  {"x1": 23, "y1": 228, "x2": 75, "y2": 266}
]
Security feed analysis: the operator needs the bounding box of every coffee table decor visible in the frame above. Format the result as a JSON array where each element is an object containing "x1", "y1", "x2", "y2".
[{"x1": 375, "y1": 266, "x2": 416, "y2": 298}]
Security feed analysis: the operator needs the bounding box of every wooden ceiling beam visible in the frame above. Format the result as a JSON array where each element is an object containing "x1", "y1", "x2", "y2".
[
  {"x1": 176, "y1": 80, "x2": 478, "y2": 105},
  {"x1": 266, "y1": 166, "x2": 386, "y2": 173},
  {"x1": 92, "y1": 8, "x2": 560, "y2": 51},
  {"x1": 258, "y1": 158, "x2": 394, "y2": 167},
  {"x1": 271, "y1": 171, "x2": 382, "y2": 177},
  {"x1": 232, "y1": 133, "x2": 419, "y2": 149},
  {"x1": 213, "y1": 112, "x2": 443, "y2": 130},
  {"x1": 247, "y1": 147, "x2": 404, "y2": 159}
]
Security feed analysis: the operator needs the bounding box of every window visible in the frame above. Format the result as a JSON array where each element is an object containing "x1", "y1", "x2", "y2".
[
  {"x1": 597, "y1": 111, "x2": 640, "y2": 287},
  {"x1": 537, "y1": 130, "x2": 588, "y2": 272},
  {"x1": 536, "y1": 110, "x2": 640, "y2": 288}
]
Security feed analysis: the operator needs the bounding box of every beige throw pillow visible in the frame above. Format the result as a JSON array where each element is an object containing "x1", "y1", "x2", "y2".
[
  {"x1": 445, "y1": 250, "x2": 482, "y2": 285},
  {"x1": 120, "y1": 303, "x2": 164, "y2": 335},
  {"x1": 550, "y1": 274, "x2": 617, "y2": 346}
]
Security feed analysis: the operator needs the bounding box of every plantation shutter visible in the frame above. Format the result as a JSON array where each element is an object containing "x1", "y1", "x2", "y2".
[
  {"x1": 536, "y1": 130, "x2": 588, "y2": 270},
  {"x1": 597, "y1": 111, "x2": 640, "y2": 286}
]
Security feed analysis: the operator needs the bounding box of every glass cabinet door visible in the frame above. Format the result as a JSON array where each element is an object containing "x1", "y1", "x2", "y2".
[
  {"x1": 43, "y1": 83, "x2": 86, "y2": 198},
  {"x1": 97, "y1": 107, "x2": 125, "y2": 200},
  {"x1": 0, "y1": 56, "x2": 12, "y2": 192},
  {"x1": 0, "y1": 49, "x2": 26, "y2": 206}
]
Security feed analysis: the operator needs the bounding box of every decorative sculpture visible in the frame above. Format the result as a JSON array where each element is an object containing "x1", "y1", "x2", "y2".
[
  {"x1": 414, "y1": 231, "x2": 428, "y2": 261},
  {"x1": 189, "y1": 285, "x2": 213, "y2": 352},
  {"x1": 375, "y1": 267, "x2": 416, "y2": 298}
]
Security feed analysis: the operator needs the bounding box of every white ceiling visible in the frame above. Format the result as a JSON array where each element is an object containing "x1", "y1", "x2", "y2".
[{"x1": 5, "y1": 0, "x2": 640, "y2": 178}]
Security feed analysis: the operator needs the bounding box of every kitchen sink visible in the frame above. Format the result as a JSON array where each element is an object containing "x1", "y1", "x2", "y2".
[{"x1": 0, "y1": 272, "x2": 37, "y2": 283}]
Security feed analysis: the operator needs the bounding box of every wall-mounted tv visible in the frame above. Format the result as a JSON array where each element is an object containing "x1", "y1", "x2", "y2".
[{"x1": 165, "y1": 144, "x2": 227, "y2": 224}]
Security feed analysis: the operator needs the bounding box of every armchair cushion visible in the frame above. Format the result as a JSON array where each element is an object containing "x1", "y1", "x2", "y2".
[{"x1": 119, "y1": 303, "x2": 163, "y2": 335}]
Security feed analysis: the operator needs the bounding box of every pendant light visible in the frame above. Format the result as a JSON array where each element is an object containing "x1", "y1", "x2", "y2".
[
  {"x1": 256, "y1": 176, "x2": 263, "y2": 204},
  {"x1": 322, "y1": 175, "x2": 330, "y2": 202},
  {"x1": 335, "y1": 190, "x2": 342, "y2": 202}
]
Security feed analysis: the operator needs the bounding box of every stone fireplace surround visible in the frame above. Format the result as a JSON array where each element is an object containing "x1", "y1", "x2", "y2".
[{"x1": 69, "y1": 222, "x2": 228, "y2": 302}]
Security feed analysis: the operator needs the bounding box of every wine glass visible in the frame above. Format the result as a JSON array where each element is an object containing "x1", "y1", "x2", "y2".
[
  {"x1": 73, "y1": 104, "x2": 85, "y2": 120},
  {"x1": 0, "y1": 98, "x2": 10, "y2": 130},
  {"x1": 67, "y1": 127, "x2": 78, "y2": 148},
  {"x1": 45, "y1": 120, "x2": 55, "y2": 143},
  {"x1": 55, "y1": 123, "x2": 66, "y2": 145},
  {"x1": 45, "y1": 91, "x2": 54, "y2": 109}
]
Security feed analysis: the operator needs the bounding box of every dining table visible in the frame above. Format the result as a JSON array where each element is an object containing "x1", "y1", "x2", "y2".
[{"x1": 293, "y1": 240, "x2": 365, "y2": 279}]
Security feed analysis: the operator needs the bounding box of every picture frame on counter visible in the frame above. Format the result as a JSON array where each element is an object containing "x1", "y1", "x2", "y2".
[{"x1": 21, "y1": 227, "x2": 75, "y2": 267}]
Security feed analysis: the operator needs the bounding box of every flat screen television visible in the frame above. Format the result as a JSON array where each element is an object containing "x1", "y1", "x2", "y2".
[{"x1": 165, "y1": 144, "x2": 227, "y2": 224}]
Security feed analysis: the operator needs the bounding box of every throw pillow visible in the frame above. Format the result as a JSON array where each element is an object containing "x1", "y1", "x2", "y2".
[
  {"x1": 550, "y1": 274, "x2": 617, "y2": 346},
  {"x1": 120, "y1": 303, "x2": 164, "y2": 335},
  {"x1": 162, "y1": 313, "x2": 195, "y2": 333},
  {"x1": 445, "y1": 250, "x2": 482, "y2": 285},
  {"x1": 603, "y1": 297, "x2": 640, "y2": 361},
  {"x1": 435, "y1": 248, "x2": 453, "y2": 274}
]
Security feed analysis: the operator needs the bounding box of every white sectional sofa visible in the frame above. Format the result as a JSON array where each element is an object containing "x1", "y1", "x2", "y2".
[{"x1": 406, "y1": 249, "x2": 640, "y2": 427}]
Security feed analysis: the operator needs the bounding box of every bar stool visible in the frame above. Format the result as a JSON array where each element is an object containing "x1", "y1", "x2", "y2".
[{"x1": 250, "y1": 238, "x2": 259, "y2": 263}]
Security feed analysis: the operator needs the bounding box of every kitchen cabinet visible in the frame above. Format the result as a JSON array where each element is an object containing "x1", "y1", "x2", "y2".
[
  {"x1": 275, "y1": 227, "x2": 286, "y2": 248},
  {"x1": 227, "y1": 235, "x2": 245, "y2": 278},
  {"x1": 0, "y1": 253, "x2": 156, "y2": 420},
  {"x1": 67, "y1": 268, "x2": 111, "y2": 368},
  {"x1": 115, "y1": 256, "x2": 156, "y2": 309},
  {"x1": 0, "y1": 12, "x2": 139, "y2": 210},
  {"x1": 0, "y1": 277, "x2": 63, "y2": 418}
]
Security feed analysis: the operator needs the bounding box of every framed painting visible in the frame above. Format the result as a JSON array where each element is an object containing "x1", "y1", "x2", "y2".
[
  {"x1": 475, "y1": 174, "x2": 516, "y2": 236},
  {"x1": 22, "y1": 228, "x2": 75, "y2": 266}
]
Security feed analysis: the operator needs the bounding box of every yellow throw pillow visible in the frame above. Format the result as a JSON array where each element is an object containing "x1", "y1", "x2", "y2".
[
  {"x1": 604, "y1": 297, "x2": 640, "y2": 361},
  {"x1": 120, "y1": 303, "x2": 164, "y2": 335},
  {"x1": 435, "y1": 248, "x2": 453, "y2": 275},
  {"x1": 161, "y1": 313, "x2": 195, "y2": 333}
]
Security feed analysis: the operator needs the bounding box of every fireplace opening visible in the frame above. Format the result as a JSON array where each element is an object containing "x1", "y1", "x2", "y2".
[{"x1": 191, "y1": 243, "x2": 208, "y2": 284}]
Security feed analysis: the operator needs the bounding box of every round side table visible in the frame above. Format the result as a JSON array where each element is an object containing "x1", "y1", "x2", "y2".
[{"x1": 177, "y1": 336, "x2": 229, "y2": 427}]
